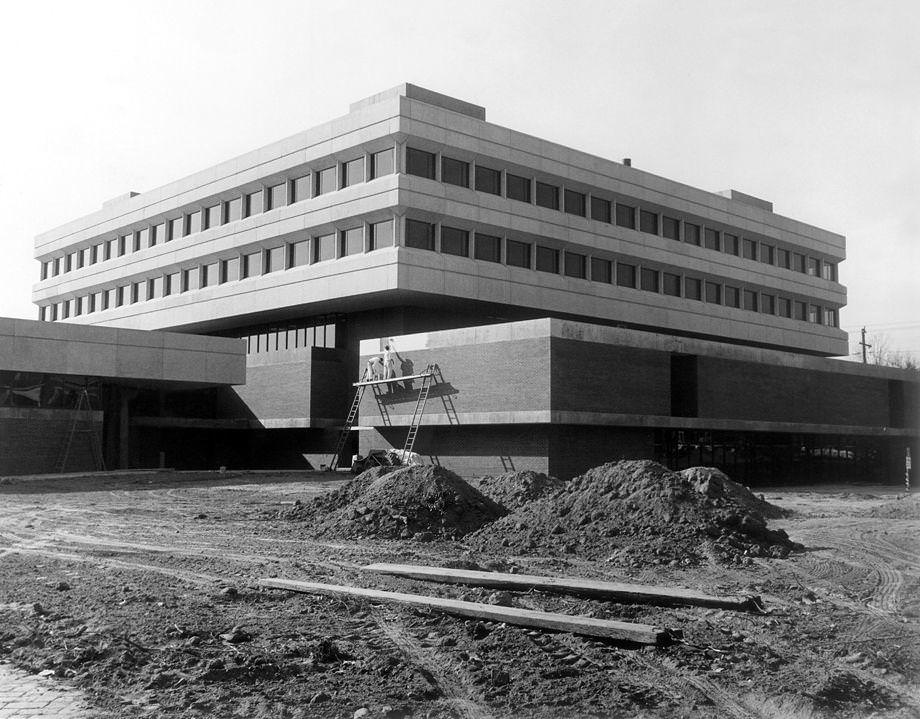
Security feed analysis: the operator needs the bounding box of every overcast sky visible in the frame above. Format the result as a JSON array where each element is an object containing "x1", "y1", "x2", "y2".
[{"x1": 1, "y1": 0, "x2": 917, "y2": 360}]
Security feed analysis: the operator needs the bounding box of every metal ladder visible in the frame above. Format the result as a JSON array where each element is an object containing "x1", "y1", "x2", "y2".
[
  {"x1": 58, "y1": 386, "x2": 106, "y2": 473},
  {"x1": 328, "y1": 376, "x2": 368, "y2": 471},
  {"x1": 400, "y1": 366, "x2": 435, "y2": 462}
]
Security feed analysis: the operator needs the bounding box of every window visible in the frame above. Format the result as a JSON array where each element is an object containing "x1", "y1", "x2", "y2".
[
  {"x1": 474, "y1": 233, "x2": 501, "y2": 262},
  {"x1": 824, "y1": 308, "x2": 838, "y2": 327},
  {"x1": 807, "y1": 257, "x2": 821, "y2": 276},
  {"x1": 61, "y1": 300, "x2": 70, "y2": 318},
  {"x1": 639, "y1": 210, "x2": 658, "y2": 235},
  {"x1": 131, "y1": 281, "x2": 143, "y2": 303},
  {"x1": 564, "y1": 189, "x2": 586, "y2": 216},
  {"x1": 441, "y1": 156, "x2": 469, "y2": 188},
  {"x1": 242, "y1": 250, "x2": 262, "y2": 277},
  {"x1": 591, "y1": 196, "x2": 611, "y2": 223},
  {"x1": 615, "y1": 203, "x2": 636, "y2": 229},
  {"x1": 115, "y1": 236, "x2": 126, "y2": 257},
  {"x1": 221, "y1": 257, "x2": 240, "y2": 283},
  {"x1": 725, "y1": 286, "x2": 740, "y2": 308},
  {"x1": 808, "y1": 304, "x2": 823, "y2": 324},
  {"x1": 475, "y1": 165, "x2": 501, "y2": 195},
  {"x1": 316, "y1": 167, "x2": 337, "y2": 195},
  {"x1": 405, "y1": 219, "x2": 435, "y2": 250},
  {"x1": 314, "y1": 233, "x2": 336, "y2": 262},
  {"x1": 535, "y1": 245, "x2": 559, "y2": 273},
  {"x1": 341, "y1": 227, "x2": 364, "y2": 256},
  {"x1": 794, "y1": 300, "x2": 807, "y2": 321},
  {"x1": 370, "y1": 219, "x2": 394, "y2": 249},
  {"x1": 406, "y1": 148, "x2": 436, "y2": 179},
  {"x1": 564, "y1": 252, "x2": 586, "y2": 279},
  {"x1": 777, "y1": 297, "x2": 791, "y2": 318},
  {"x1": 705, "y1": 281, "x2": 722, "y2": 304},
  {"x1": 93, "y1": 242, "x2": 104, "y2": 262},
  {"x1": 685, "y1": 277, "x2": 702, "y2": 300},
  {"x1": 343, "y1": 157, "x2": 364, "y2": 187},
  {"x1": 616, "y1": 262, "x2": 636, "y2": 288},
  {"x1": 663, "y1": 272, "x2": 681, "y2": 297},
  {"x1": 742, "y1": 238, "x2": 757, "y2": 260},
  {"x1": 40, "y1": 261, "x2": 49, "y2": 280},
  {"x1": 226, "y1": 197, "x2": 242, "y2": 222},
  {"x1": 288, "y1": 240, "x2": 309, "y2": 267},
  {"x1": 591, "y1": 257, "x2": 612, "y2": 283},
  {"x1": 723, "y1": 233, "x2": 739, "y2": 255},
  {"x1": 53, "y1": 257, "x2": 61, "y2": 275},
  {"x1": 761, "y1": 294, "x2": 775, "y2": 315},
  {"x1": 100, "y1": 291, "x2": 110, "y2": 311},
  {"x1": 506, "y1": 239, "x2": 531, "y2": 268},
  {"x1": 760, "y1": 244, "x2": 775, "y2": 265},
  {"x1": 164, "y1": 273, "x2": 179, "y2": 296},
  {"x1": 74, "y1": 297, "x2": 82, "y2": 316},
  {"x1": 440, "y1": 226, "x2": 469, "y2": 257},
  {"x1": 640, "y1": 267, "x2": 659, "y2": 292},
  {"x1": 776, "y1": 247, "x2": 790, "y2": 269},
  {"x1": 371, "y1": 148, "x2": 394, "y2": 178},
  {"x1": 50, "y1": 304, "x2": 58, "y2": 321},
  {"x1": 182, "y1": 268, "x2": 199, "y2": 292},
  {"x1": 662, "y1": 216, "x2": 680, "y2": 240},
  {"x1": 137, "y1": 229, "x2": 150, "y2": 251},
  {"x1": 265, "y1": 246, "x2": 285, "y2": 272},
  {"x1": 78, "y1": 250, "x2": 87, "y2": 269},
  {"x1": 268, "y1": 183, "x2": 287, "y2": 210},
  {"x1": 793, "y1": 252, "x2": 806, "y2": 273},
  {"x1": 205, "y1": 205, "x2": 221, "y2": 229},
  {"x1": 149, "y1": 277, "x2": 163, "y2": 300},
  {"x1": 822, "y1": 262, "x2": 837, "y2": 282},
  {"x1": 704, "y1": 228, "x2": 720, "y2": 251},
  {"x1": 506, "y1": 173, "x2": 531, "y2": 203},
  {"x1": 684, "y1": 223, "x2": 700, "y2": 246},
  {"x1": 535, "y1": 181, "x2": 559, "y2": 210},
  {"x1": 244, "y1": 190, "x2": 263, "y2": 217},
  {"x1": 115, "y1": 286, "x2": 126, "y2": 307},
  {"x1": 292, "y1": 175, "x2": 311, "y2": 202},
  {"x1": 743, "y1": 289, "x2": 758, "y2": 311},
  {"x1": 187, "y1": 211, "x2": 201, "y2": 235}
]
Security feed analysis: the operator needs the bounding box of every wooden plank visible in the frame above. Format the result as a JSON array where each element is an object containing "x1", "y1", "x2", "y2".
[
  {"x1": 353, "y1": 372, "x2": 433, "y2": 387},
  {"x1": 258, "y1": 578, "x2": 669, "y2": 645},
  {"x1": 361, "y1": 563, "x2": 759, "y2": 611}
]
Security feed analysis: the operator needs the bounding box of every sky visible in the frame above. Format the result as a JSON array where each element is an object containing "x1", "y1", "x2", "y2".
[{"x1": 1, "y1": 0, "x2": 917, "y2": 361}]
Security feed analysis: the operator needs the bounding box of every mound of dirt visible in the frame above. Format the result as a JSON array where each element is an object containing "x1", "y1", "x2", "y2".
[
  {"x1": 467, "y1": 460, "x2": 802, "y2": 565},
  {"x1": 470, "y1": 470, "x2": 565, "y2": 510},
  {"x1": 681, "y1": 466, "x2": 786, "y2": 519},
  {"x1": 857, "y1": 493, "x2": 920, "y2": 520},
  {"x1": 310, "y1": 465, "x2": 505, "y2": 540}
]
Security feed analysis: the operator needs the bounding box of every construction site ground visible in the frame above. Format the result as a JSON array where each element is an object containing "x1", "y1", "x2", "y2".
[{"x1": 0, "y1": 470, "x2": 917, "y2": 719}]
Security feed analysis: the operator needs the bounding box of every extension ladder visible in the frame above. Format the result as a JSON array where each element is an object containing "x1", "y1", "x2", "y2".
[{"x1": 58, "y1": 387, "x2": 106, "y2": 473}]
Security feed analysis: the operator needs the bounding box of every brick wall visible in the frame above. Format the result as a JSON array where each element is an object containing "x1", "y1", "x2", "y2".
[
  {"x1": 0, "y1": 409, "x2": 103, "y2": 475},
  {"x1": 549, "y1": 426, "x2": 657, "y2": 478}
]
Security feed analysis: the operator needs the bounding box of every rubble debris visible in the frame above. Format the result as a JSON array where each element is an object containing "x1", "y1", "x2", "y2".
[
  {"x1": 681, "y1": 466, "x2": 787, "y2": 518},
  {"x1": 470, "y1": 470, "x2": 564, "y2": 510}
]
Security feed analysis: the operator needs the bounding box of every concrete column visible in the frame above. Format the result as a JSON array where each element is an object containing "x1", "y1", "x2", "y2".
[{"x1": 118, "y1": 390, "x2": 131, "y2": 469}]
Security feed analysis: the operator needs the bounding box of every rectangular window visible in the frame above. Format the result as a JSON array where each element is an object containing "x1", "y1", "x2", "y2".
[
  {"x1": 725, "y1": 286, "x2": 740, "y2": 308},
  {"x1": 61, "y1": 300, "x2": 70, "y2": 318},
  {"x1": 684, "y1": 222, "x2": 701, "y2": 246},
  {"x1": 777, "y1": 297, "x2": 791, "y2": 318},
  {"x1": 314, "y1": 233, "x2": 336, "y2": 262},
  {"x1": 405, "y1": 219, "x2": 435, "y2": 251},
  {"x1": 50, "y1": 304, "x2": 59, "y2": 321},
  {"x1": 371, "y1": 148, "x2": 394, "y2": 178},
  {"x1": 776, "y1": 247, "x2": 790, "y2": 269},
  {"x1": 793, "y1": 252, "x2": 806, "y2": 273},
  {"x1": 370, "y1": 219, "x2": 394, "y2": 249},
  {"x1": 343, "y1": 157, "x2": 365, "y2": 187},
  {"x1": 292, "y1": 175, "x2": 311, "y2": 202},
  {"x1": 761, "y1": 293, "x2": 775, "y2": 315},
  {"x1": 794, "y1": 300, "x2": 807, "y2": 321},
  {"x1": 685, "y1": 277, "x2": 702, "y2": 300},
  {"x1": 723, "y1": 233, "x2": 739, "y2": 255},
  {"x1": 100, "y1": 291, "x2": 110, "y2": 311},
  {"x1": 441, "y1": 156, "x2": 469, "y2": 188},
  {"x1": 182, "y1": 268, "x2": 199, "y2": 293},
  {"x1": 705, "y1": 281, "x2": 722, "y2": 304},
  {"x1": 440, "y1": 226, "x2": 469, "y2": 257},
  {"x1": 265, "y1": 246, "x2": 285, "y2": 273},
  {"x1": 615, "y1": 203, "x2": 636, "y2": 229},
  {"x1": 616, "y1": 262, "x2": 636, "y2": 288},
  {"x1": 52, "y1": 257, "x2": 61, "y2": 275},
  {"x1": 341, "y1": 227, "x2": 364, "y2": 256},
  {"x1": 149, "y1": 276, "x2": 163, "y2": 300},
  {"x1": 475, "y1": 165, "x2": 501, "y2": 195},
  {"x1": 115, "y1": 286, "x2": 125, "y2": 307},
  {"x1": 316, "y1": 167, "x2": 337, "y2": 195},
  {"x1": 591, "y1": 196, "x2": 611, "y2": 223},
  {"x1": 131, "y1": 281, "x2": 143, "y2": 303},
  {"x1": 167, "y1": 217, "x2": 182, "y2": 242},
  {"x1": 289, "y1": 240, "x2": 309, "y2": 267},
  {"x1": 591, "y1": 257, "x2": 612, "y2": 283},
  {"x1": 94, "y1": 242, "x2": 104, "y2": 262},
  {"x1": 639, "y1": 210, "x2": 658, "y2": 235},
  {"x1": 187, "y1": 211, "x2": 201, "y2": 235},
  {"x1": 245, "y1": 190, "x2": 263, "y2": 217},
  {"x1": 808, "y1": 304, "x2": 823, "y2": 324},
  {"x1": 242, "y1": 250, "x2": 262, "y2": 277},
  {"x1": 474, "y1": 233, "x2": 502, "y2": 262},
  {"x1": 205, "y1": 204, "x2": 221, "y2": 229},
  {"x1": 662, "y1": 216, "x2": 680, "y2": 240},
  {"x1": 535, "y1": 245, "x2": 559, "y2": 273},
  {"x1": 40, "y1": 261, "x2": 49, "y2": 280},
  {"x1": 225, "y1": 197, "x2": 242, "y2": 222},
  {"x1": 822, "y1": 262, "x2": 837, "y2": 282},
  {"x1": 268, "y1": 183, "x2": 287, "y2": 210},
  {"x1": 564, "y1": 189, "x2": 586, "y2": 217},
  {"x1": 742, "y1": 238, "x2": 757, "y2": 260},
  {"x1": 640, "y1": 267, "x2": 659, "y2": 292},
  {"x1": 164, "y1": 273, "x2": 179, "y2": 297},
  {"x1": 506, "y1": 173, "x2": 531, "y2": 202},
  {"x1": 221, "y1": 257, "x2": 240, "y2": 283},
  {"x1": 138, "y1": 228, "x2": 150, "y2": 250},
  {"x1": 506, "y1": 239, "x2": 531, "y2": 268},
  {"x1": 535, "y1": 181, "x2": 559, "y2": 210},
  {"x1": 564, "y1": 252, "x2": 586, "y2": 279},
  {"x1": 74, "y1": 297, "x2": 82, "y2": 316},
  {"x1": 663, "y1": 272, "x2": 681, "y2": 297},
  {"x1": 405, "y1": 148, "x2": 436, "y2": 179},
  {"x1": 743, "y1": 289, "x2": 758, "y2": 311},
  {"x1": 760, "y1": 244, "x2": 775, "y2": 265},
  {"x1": 76, "y1": 249, "x2": 86, "y2": 268},
  {"x1": 807, "y1": 257, "x2": 821, "y2": 276},
  {"x1": 824, "y1": 308, "x2": 838, "y2": 327},
  {"x1": 704, "y1": 228, "x2": 720, "y2": 251}
]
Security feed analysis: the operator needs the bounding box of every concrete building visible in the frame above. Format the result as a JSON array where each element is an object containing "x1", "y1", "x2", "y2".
[{"x1": 23, "y1": 84, "x2": 918, "y2": 481}]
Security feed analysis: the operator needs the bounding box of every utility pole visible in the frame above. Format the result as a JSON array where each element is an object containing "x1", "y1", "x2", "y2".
[{"x1": 859, "y1": 327, "x2": 872, "y2": 364}]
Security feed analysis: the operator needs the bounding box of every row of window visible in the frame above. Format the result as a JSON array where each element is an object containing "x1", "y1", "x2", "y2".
[
  {"x1": 38, "y1": 148, "x2": 396, "y2": 281},
  {"x1": 405, "y1": 147, "x2": 839, "y2": 282},
  {"x1": 230, "y1": 317, "x2": 340, "y2": 354}
]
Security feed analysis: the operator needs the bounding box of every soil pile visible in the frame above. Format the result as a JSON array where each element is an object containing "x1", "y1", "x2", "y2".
[
  {"x1": 310, "y1": 465, "x2": 506, "y2": 540},
  {"x1": 471, "y1": 470, "x2": 565, "y2": 510},
  {"x1": 467, "y1": 460, "x2": 802, "y2": 565},
  {"x1": 680, "y1": 466, "x2": 786, "y2": 519}
]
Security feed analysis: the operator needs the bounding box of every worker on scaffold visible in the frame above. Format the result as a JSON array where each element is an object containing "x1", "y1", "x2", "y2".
[{"x1": 383, "y1": 339, "x2": 399, "y2": 393}]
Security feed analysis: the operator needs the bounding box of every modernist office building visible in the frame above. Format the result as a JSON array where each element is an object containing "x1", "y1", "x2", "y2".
[{"x1": 26, "y1": 84, "x2": 918, "y2": 481}]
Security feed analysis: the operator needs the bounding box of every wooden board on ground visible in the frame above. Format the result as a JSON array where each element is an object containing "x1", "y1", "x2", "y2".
[
  {"x1": 361, "y1": 563, "x2": 759, "y2": 611},
  {"x1": 258, "y1": 578, "x2": 669, "y2": 645}
]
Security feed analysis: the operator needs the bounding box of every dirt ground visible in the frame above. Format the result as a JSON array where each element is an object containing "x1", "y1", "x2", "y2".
[{"x1": 0, "y1": 470, "x2": 918, "y2": 718}]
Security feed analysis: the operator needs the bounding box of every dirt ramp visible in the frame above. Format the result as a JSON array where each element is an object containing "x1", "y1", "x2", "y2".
[
  {"x1": 313, "y1": 465, "x2": 506, "y2": 540},
  {"x1": 470, "y1": 470, "x2": 564, "y2": 510},
  {"x1": 681, "y1": 466, "x2": 786, "y2": 518}
]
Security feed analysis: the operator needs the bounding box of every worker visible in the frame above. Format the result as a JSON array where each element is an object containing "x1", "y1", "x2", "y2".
[
  {"x1": 366, "y1": 356, "x2": 384, "y2": 381},
  {"x1": 383, "y1": 339, "x2": 399, "y2": 391}
]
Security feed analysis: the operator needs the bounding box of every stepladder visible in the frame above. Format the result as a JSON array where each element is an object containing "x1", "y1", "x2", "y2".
[{"x1": 58, "y1": 386, "x2": 106, "y2": 473}]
